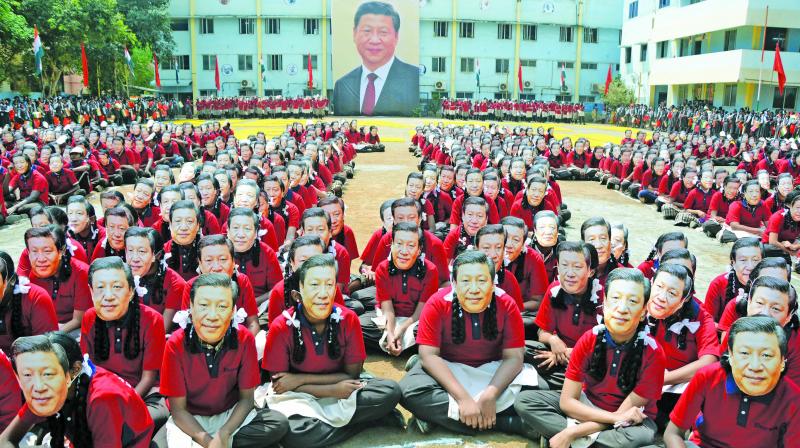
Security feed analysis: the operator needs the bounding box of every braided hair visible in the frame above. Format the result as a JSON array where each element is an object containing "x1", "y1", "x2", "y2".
[
  {"x1": 168, "y1": 200, "x2": 203, "y2": 275},
  {"x1": 0, "y1": 253, "x2": 23, "y2": 339},
  {"x1": 88, "y1": 257, "x2": 141, "y2": 361},
  {"x1": 290, "y1": 254, "x2": 342, "y2": 363},
  {"x1": 643, "y1": 232, "x2": 688, "y2": 265},
  {"x1": 450, "y1": 251, "x2": 499, "y2": 344},
  {"x1": 588, "y1": 268, "x2": 651, "y2": 395},
  {"x1": 185, "y1": 273, "x2": 240, "y2": 354}
]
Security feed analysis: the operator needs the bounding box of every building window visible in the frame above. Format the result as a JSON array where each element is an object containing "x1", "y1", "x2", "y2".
[
  {"x1": 520, "y1": 59, "x2": 536, "y2": 67},
  {"x1": 519, "y1": 93, "x2": 536, "y2": 100},
  {"x1": 266, "y1": 18, "x2": 280, "y2": 34},
  {"x1": 201, "y1": 55, "x2": 214, "y2": 71},
  {"x1": 264, "y1": 89, "x2": 282, "y2": 96},
  {"x1": 723, "y1": 30, "x2": 737, "y2": 51},
  {"x1": 628, "y1": 1, "x2": 639, "y2": 18},
  {"x1": 303, "y1": 55, "x2": 318, "y2": 70},
  {"x1": 267, "y1": 54, "x2": 283, "y2": 71},
  {"x1": 459, "y1": 22, "x2": 474, "y2": 38},
  {"x1": 460, "y1": 57, "x2": 475, "y2": 73},
  {"x1": 455, "y1": 91, "x2": 474, "y2": 99},
  {"x1": 497, "y1": 23, "x2": 512, "y2": 40},
  {"x1": 239, "y1": 18, "x2": 255, "y2": 35},
  {"x1": 162, "y1": 55, "x2": 190, "y2": 70},
  {"x1": 579, "y1": 95, "x2": 596, "y2": 102},
  {"x1": 657, "y1": 41, "x2": 668, "y2": 58},
  {"x1": 624, "y1": 47, "x2": 632, "y2": 63},
  {"x1": 433, "y1": 21, "x2": 448, "y2": 37},
  {"x1": 170, "y1": 19, "x2": 189, "y2": 31},
  {"x1": 774, "y1": 86, "x2": 797, "y2": 109},
  {"x1": 765, "y1": 27, "x2": 787, "y2": 50},
  {"x1": 693, "y1": 38, "x2": 702, "y2": 55},
  {"x1": 679, "y1": 38, "x2": 689, "y2": 56},
  {"x1": 559, "y1": 26, "x2": 574, "y2": 42},
  {"x1": 199, "y1": 89, "x2": 216, "y2": 97},
  {"x1": 583, "y1": 27, "x2": 598, "y2": 44},
  {"x1": 555, "y1": 94, "x2": 571, "y2": 102},
  {"x1": 558, "y1": 62, "x2": 574, "y2": 69},
  {"x1": 238, "y1": 55, "x2": 253, "y2": 71},
  {"x1": 304, "y1": 19, "x2": 319, "y2": 35},
  {"x1": 658, "y1": 0, "x2": 670, "y2": 7},
  {"x1": 522, "y1": 24, "x2": 537, "y2": 41},
  {"x1": 495, "y1": 59, "x2": 509, "y2": 74},
  {"x1": 580, "y1": 62, "x2": 597, "y2": 70},
  {"x1": 640, "y1": 45, "x2": 647, "y2": 62},
  {"x1": 723, "y1": 84, "x2": 737, "y2": 107},
  {"x1": 199, "y1": 18, "x2": 214, "y2": 34},
  {"x1": 432, "y1": 57, "x2": 446, "y2": 73}
]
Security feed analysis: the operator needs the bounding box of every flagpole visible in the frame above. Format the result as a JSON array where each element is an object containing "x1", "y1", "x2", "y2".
[{"x1": 756, "y1": 5, "x2": 768, "y2": 111}]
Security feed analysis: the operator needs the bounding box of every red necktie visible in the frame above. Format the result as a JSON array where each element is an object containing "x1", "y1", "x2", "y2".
[{"x1": 362, "y1": 73, "x2": 377, "y2": 115}]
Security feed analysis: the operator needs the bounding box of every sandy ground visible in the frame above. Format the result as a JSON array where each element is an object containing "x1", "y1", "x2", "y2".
[{"x1": 0, "y1": 116, "x2": 741, "y2": 447}]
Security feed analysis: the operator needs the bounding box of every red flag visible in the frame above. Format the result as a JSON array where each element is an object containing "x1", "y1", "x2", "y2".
[
  {"x1": 80, "y1": 43, "x2": 89, "y2": 88},
  {"x1": 774, "y1": 42, "x2": 786, "y2": 96},
  {"x1": 604, "y1": 65, "x2": 613, "y2": 95},
  {"x1": 307, "y1": 53, "x2": 313, "y2": 90},
  {"x1": 517, "y1": 62, "x2": 523, "y2": 91},
  {"x1": 153, "y1": 53, "x2": 161, "y2": 88},
  {"x1": 214, "y1": 56, "x2": 221, "y2": 91}
]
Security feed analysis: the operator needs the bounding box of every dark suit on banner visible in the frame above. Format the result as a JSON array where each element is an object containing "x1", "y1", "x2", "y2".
[{"x1": 333, "y1": 57, "x2": 419, "y2": 116}]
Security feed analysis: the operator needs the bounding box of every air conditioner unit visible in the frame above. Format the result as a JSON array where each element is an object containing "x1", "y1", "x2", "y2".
[
  {"x1": 524, "y1": 80, "x2": 531, "y2": 89},
  {"x1": 241, "y1": 79, "x2": 252, "y2": 87},
  {"x1": 434, "y1": 80, "x2": 445, "y2": 90},
  {"x1": 499, "y1": 83, "x2": 508, "y2": 91},
  {"x1": 591, "y1": 83, "x2": 603, "y2": 93}
]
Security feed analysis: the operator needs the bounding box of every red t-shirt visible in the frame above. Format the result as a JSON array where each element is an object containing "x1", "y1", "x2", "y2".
[
  {"x1": 160, "y1": 325, "x2": 259, "y2": 416},
  {"x1": 416, "y1": 287, "x2": 524, "y2": 367},
  {"x1": 45, "y1": 169, "x2": 78, "y2": 195},
  {"x1": 0, "y1": 350, "x2": 22, "y2": 429},
  {"x1": 220, "y1": 215, "x2": 279, "y2": 251},
  {"x1": 360, "y1": 228, "x2": 386, "y2": 265},
  {"x1": 683, "y1": 187, "x2": 716, "y2": 213},
  {"x1": 726, "y1": 200, "x2": 770, "y2": 228},
  {"x1": 266, "y1": 279, "x2": 345, "y2": 326},
  {"x1": 649, "y1": 304, "x2": 719, "y2": 371},
  {"x1": 17, "y1": 367, "x2": 154, "y2": 447},
  {"x1": 234, "y1": 242, "x2": 282, "y2": 298},
  {"x1": 509, "y1": 197, "x2": 558, "y2": 230},
  {"x1": 374, "y1": 258, "x2": 439, "y2": 317},
  {"x1": 505, "y1": 248, "x2": 549, "y2": 303},
  {"x1": 10, "y1": 170, "x2": 49, "y2": 204},
  {"x1": 0, "y1": 282, "x2": 58, "y2": 354},
  {"x1": 29, "y1": 258, "x2": 92, "y2": 324},
  {"x1": 763, "y1": 210, "x2": 800, "y2": 244},
  {"x1": 80, "y1": 304, "x2": 166, "y2": 386},
  {"x1": 449, "y1": 194, "x2": 501, "y2": 226},
  {"x1": 670, "y1": 363, "x2": 800, "y2": 447},
  {"x1": 263, "y1": 305, "x2": 366, "y2": 374},
  {"x1": 708, "y1": 191, "x2": 737, "y2": 220},
  {"x1": 333, "y1": 225, "x2": 359, "y2": 262},
  {"x1": 566, "y1": 329, "x2": 665, "y2": 419},
  {"x1": 669, "y1": 181, "x2": 694, "y2": 203},
  {"x1": 702, "y1": 273, "x2": 740, "y2": 324},
  {"x1": 534, "y1": 280, "x2": 605, "y2": 347}
]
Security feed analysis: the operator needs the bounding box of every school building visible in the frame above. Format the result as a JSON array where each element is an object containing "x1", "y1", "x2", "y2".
[
  {"x1": 620, "y1": 0, "x2": 800, "y2": 110},
  {"x1": 163, "y1": 0, "x2": 622, "y2": 105}
]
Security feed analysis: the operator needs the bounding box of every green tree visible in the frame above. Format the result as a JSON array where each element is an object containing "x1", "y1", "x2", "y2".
[
  {"x1": 0, "y1": 1, "x2": 32, "y2": 85},
  {"x1": 601, "y1": 76, "x2": 636, "y2": 109},
  {"x1": 116, "y1": 0, "x2": 174, "y2": 55}
]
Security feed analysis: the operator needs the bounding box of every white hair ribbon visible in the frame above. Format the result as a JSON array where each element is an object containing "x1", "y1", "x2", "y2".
[
  {"x1": 161, "y1": 252, "x2": 172, "y2": 270},
  {"x1": 592, "y1": 324, "x2": 606, "y2": 335},
  {"x1": 233, "y1": 307, "x2": 247, "y2": 326},
  {"x1": 90, "y1": 226, "x2": 99, "y2": 239},
  {"x1": 736, "y1": 288, "x2": 746, "y2": 302},
  {"x1": 282, "y1": 309, "x2": 300, "y2": 328},
  {"x1": 590, "y1": 278, "x2": 602, "y2": 304},
  {"x1": 81, "y1": 354, "x2": 96, "y2": 377},
  {"x1": 129, "y1": 275, "x2": 146, "y2": 298},
  {"x1": 330, "y1": 306, "x2": 344, "y2": 323},
  {"x1": 550, "y1": 284, "x2": 561, "y2": 298},
  {"x1": 100, "y1": 236, "x2": 108, "y2": 250},
  {"x1": 638, "y1": 328, "x2": 659, "y2": 350},
  {"x1": 67, "y1": 238, "x2": 79, "y2": 256},
  {"x1": 258, "y1": 228, "x2": 268, "y2": 238},
  {"x1": 13, "y1": 276, "x2": 31, "y2": 295},
  {"x1": 669, "y1": 319, "x2": 700, "y2": 334},
  {"x1": 172, "y1": 309, "x2": 191, "y2": 329}
]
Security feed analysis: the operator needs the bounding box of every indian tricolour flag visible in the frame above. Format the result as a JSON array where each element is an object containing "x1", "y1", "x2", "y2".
[
  {"x1": 124, "y1": 46, "x2": 134, "y2": 75},
  {"x1": 33, "y1": 26, "x2": 44, "y2": 75}
]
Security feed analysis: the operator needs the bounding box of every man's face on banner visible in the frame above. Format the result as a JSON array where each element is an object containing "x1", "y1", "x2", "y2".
[{"x1": 354, "y1": 13, "x2": 398, "y2": 71}]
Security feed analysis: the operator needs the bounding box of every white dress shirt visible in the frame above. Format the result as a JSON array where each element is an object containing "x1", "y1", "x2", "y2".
[{"x1": 359, "y1": 57, "x2": 395, "y2": 113}]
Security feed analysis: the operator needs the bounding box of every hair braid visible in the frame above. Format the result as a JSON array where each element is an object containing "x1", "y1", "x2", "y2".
[
  {"x1": 59, "y1": 247, "x2": 73, "y2": 282},
  {"x1": 93, "y1": 317, "x2": 110, "y2": 361},
  {"x1": 72, "y1": 373, "x2": 93, "y2": 448},
  {"x1": 0, "y1": 275, "x2": 24, "y2": 338},
  {"x1": 725, "y1": 269, "x2": 741, "y2": 304},
  {"x1": 587, "y1": 327, "x2": 608, "y2": 381},
  {"x1": 151, "y1": 260, "x2": 167, "y2": 305},
  {"x1": 291, "y1": 315, "x2": 306, "y2": 364},
  {"x1": 124, "y1": 299, "x2": 142, "y2": 360},
  {"x1": 450, "y1": 297, "x2": 466, "y2": 344},
  {"x1": 617, "y1": 322, "x2": 648, "y2": 395},
  {"x1": 327, "y1": 313, "x2": 342, "y2": 359},
  {"x1": 482, "y1": 296, "x2": 499, "y2": 340},
  {"x1": 283, "y1": 263, "x2": 296, "y2": 311}
]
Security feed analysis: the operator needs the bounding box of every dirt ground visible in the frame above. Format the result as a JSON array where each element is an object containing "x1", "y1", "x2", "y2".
[{"x1": 0, "y1": 117, "x2": 742, "y2": 447}]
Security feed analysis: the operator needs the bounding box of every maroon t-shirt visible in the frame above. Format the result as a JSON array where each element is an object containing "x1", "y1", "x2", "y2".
[
  {"x1": 0, "y1": 350, "x2": 21, "y2": 429},
  {"x1": 534, "y1": 280, "x2": 604, "y2": 347},
  {"x1": 374, "y1": 258, "x2": 439, "y2": 317},
  {"x1": 10, "y1": 170, "x2": 49, "y2": 204},
  {"x1": 29, "y1": 258, "x2": 92, "y2": 324},
  {"x1": 726, "y1": 200, "x2": 770, "y2": 228},
  {"x1": 234, "y1": 242, "x2": 282, "y2": 298},
  {"x1": 0, "y1": 282, "x2": 58, "y2": 353}
]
